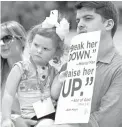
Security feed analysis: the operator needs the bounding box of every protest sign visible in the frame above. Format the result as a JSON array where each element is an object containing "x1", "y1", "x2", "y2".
[{"x1": 55, "y1": 31, "x2": 101, "y2": 124}]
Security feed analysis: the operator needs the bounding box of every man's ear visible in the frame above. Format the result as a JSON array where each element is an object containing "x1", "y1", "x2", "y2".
[{"x1": 104, "y1": 19, "x2": 114, "y2": 31}]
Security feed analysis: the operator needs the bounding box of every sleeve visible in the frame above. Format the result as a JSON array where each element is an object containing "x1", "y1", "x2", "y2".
[
  {"x1": 13, "y1": 61, "x2": 24, "y2": 76},
  {"x1": 80, "y1": 66, "x2": 122, "y2": 127}
]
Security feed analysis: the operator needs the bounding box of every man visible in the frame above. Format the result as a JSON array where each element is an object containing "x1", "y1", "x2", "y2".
[{"x1": 56, "y1": 1, "x2": 122, "y2": 127}]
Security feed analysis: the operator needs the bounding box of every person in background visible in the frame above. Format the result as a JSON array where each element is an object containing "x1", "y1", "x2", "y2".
[
  {"x1": 50, "y1": 1, "x2": 122, "y2": 127},
  {"x1": 0, "y1": 21, "x2": 27, "y2": 114}
]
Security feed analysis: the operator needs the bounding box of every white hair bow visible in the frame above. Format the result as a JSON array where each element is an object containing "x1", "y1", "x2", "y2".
[{"x1": 41, "y1": 10, "x2": 70, "y2": 41}]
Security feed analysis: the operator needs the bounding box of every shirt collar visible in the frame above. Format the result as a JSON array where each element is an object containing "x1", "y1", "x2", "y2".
[{"x1": 97, "y1": 46, "x2": 116, "y2": 64}]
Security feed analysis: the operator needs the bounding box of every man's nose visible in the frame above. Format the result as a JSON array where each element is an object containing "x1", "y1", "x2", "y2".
[{"x1": 77, "y1": 20, "x2": 85, "y2": 30}]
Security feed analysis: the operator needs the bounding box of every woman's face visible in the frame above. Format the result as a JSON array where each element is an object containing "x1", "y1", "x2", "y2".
[{"x1": 0, "y1": 30, "x2": 23, "y2": 59}]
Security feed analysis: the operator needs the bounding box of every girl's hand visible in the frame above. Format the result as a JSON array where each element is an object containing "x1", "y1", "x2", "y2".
[
  {"x1": 2, "y1": 118, "x2": 15, "y2": 127},
  {"x1": 58, "y1": 71, "x2": 67, "y2": 83}
]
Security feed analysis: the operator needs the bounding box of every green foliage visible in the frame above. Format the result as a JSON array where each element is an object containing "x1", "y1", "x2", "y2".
[{"x1": 1, "y1": 1, "x2": 77, "y2": 31}]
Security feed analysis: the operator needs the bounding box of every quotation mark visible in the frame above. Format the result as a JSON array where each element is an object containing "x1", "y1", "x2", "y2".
[
  {"x1": 93, "y1": 49, "x2": 96, "y2": 53},
  {"x1": 85, "y1": 77, "x2": 94, "y2": 86}
]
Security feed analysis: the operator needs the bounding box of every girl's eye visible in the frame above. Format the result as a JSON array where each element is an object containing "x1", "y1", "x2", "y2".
[
  {"x1": 84, "y1": 17, "x2": 93, "y2": 21},
  {"x1": 44, "y1": 47, "x2": 48, "y2": 50},
  {"x1": 34, "y1": 43, "x2": 38, "y2": 47}
]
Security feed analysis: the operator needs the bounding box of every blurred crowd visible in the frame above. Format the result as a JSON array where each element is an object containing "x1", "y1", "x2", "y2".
[{"x1": 1, "y1": 1, "x2": 122, "y2": 31}]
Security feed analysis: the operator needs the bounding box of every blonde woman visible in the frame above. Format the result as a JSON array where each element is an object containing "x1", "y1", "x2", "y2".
[{"x1": 0, "y1": 21, "x2": 27, "y2": 114}]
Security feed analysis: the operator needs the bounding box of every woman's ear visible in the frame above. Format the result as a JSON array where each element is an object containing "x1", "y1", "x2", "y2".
[{"x1": 104, "y1": 19, "x2": 114, "y2": 31}]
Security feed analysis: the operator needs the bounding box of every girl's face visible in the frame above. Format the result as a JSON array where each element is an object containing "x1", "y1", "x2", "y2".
[
  {"x1": 30, "y1": 34, "x2": 57, "y2": 66},
  {"x1": 0, "y1": 30, "x2": 23, "y2": 59}
]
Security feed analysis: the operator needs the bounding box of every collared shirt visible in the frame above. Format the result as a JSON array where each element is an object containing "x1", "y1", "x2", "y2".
[
  {"x1": 89, "y1": 47, "x2": 122, "y2": 127},
  {"x1": 60, "y1": 47, "x2": 122, "y2": 127}
]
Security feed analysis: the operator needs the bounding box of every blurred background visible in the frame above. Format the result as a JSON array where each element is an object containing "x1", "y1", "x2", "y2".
[{"x1": 1, "y1": 1, "x2": 122, "y2": 57}]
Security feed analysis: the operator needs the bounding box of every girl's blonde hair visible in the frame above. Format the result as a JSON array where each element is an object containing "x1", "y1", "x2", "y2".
[{"x1": 27, "y1": 24, "x2": 64, "y2": 63}]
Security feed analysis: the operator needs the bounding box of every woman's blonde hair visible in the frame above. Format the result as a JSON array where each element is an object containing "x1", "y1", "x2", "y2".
[
  {"x1": 1, "y1": 21, "x2": 26, "y2": 50},
  {"x1": 1, "y1": 21, "x2": 27, "y2": 85}
]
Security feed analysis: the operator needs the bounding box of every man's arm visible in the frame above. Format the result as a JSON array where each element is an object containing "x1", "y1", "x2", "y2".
[
  {"x1": 88, "y1": 66, "x2": 122, "y2": 127},
  {"x1": 51, "y1": 65, "x2": 122, "y2": 127}
]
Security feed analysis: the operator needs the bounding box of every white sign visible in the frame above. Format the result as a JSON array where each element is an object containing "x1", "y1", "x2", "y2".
[
  {"x1": 33, "y1": 97, "x2": 55, "y2": 118},
  {"x1": 55, "y1": 31, "x2": 101, "y2": 124}
]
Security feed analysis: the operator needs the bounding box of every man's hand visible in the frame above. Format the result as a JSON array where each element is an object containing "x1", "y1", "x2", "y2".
[{"x1": 14, "y1": 117, "x2": 37, "y2": 127}]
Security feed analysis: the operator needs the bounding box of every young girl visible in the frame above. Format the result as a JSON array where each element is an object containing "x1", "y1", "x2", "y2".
[{"x1": 2, "y1": 14, "x2": 69, "y2": 127}]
